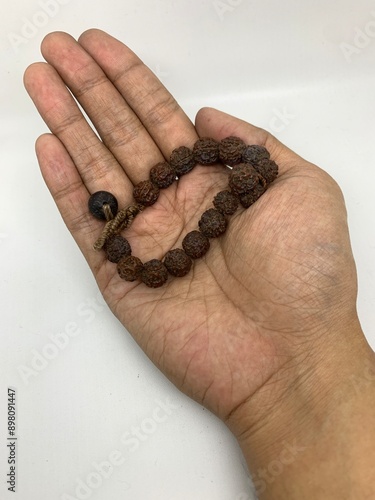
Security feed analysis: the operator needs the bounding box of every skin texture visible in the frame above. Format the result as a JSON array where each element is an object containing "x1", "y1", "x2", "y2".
[{"x1": 24, "y1": 29, "x2": 375, "y2": 499}]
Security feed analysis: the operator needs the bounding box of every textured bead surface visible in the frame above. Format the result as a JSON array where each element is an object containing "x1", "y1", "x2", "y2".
[
  {"x1": 88, "y1": 191, "x2": 118, "y2": 220},
  {"x1": 105, "y1": 235, "x2": 132, "y2": 263},
  {"x1": 253, "y1": 159, "x2": 279, "y2": 185},
  {"x1": 91, "y1": 137, "x2": 278, "y2": 289},
  {"x1": 140, "y1": 259, "x2": 168, "y2": 288},
  {"x1": 229, "y1": 163, "x2": 260, "y2": 196},
  {"x1": 117, "y1": 256, "x2": 144, "y2": 281},
  {"x1": 193, "y1": 138, "x2": 220, "y2": 165},
  {"x1": 164, "y1": 249, "x2": 192, "y2": 277},
  {"x1": 150, "y1": 162, "x2": 176, "y2": 189},
  {"x1": 219, "y1": 136, "x2": 246, "y2": 166},
  {"x1": 241, "y1": 145, "x2": 270, "y2": 165},
  {"x1": 170, "y1": 146, "x2": 196, "y2": 177},
  {"x1": 182, "y1": 230, "x2": 210, "y2": 259},
  {"x1": 133, "y1": 180, "x2": 160, "y2": 206},
  {"x1": 239, "y1": 183, "x2": 267, "y2": 208},
  {"x1": 198, "y1": 209, "x2": 227, "y2": 238},
  {"x1": 213, "y1": 190, "x2": 239, "y2": 215}
]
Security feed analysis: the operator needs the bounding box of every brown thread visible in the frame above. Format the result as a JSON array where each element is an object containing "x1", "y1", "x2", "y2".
[
  {"x1": 93, "y1": 203, "x2": 144, "y2": 251},
  {"x1": 103, "y1": 203, "x2": 114, "y2": 221}
]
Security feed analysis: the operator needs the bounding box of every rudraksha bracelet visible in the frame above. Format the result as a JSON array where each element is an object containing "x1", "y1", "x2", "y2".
[{"x1": 88, "y1": 136, "x2": 278, "y2": 288}]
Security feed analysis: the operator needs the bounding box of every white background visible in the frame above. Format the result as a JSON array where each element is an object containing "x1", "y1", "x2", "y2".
[{"x1": 1, "y1": 1, "x2": 375, "y2": 499}]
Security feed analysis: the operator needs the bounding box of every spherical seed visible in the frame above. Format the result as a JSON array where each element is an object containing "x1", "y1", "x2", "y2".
[
  {"x1": 219, "y1": 136, "x2": 246, "y2": 166},
  {"x1": 150, "y1": 162, "x2": 176, "y2": 189},
  {"x1": 229, "y1": 163, "x2": 260, "y2": 196},
  {"x1": 117, "y1": 256, "x2": 144, "y2": 282},
  {"x1": 133, "y1": 180, "x2": 160, "y2": 206},
  {"x1": 198, "y1": 209, "x2": 227, "y2": 238},
  {"x1": 105, "y1": 235, "x2": 132, "y2": 263},
  {"x1": 213, "y1": 190, "x2": 239, "y2": 215},
  {"x1": 193, "y1": 137, "x2": 220, "y2": 165},
  {"x1": 182, "y1": 230, "x2": 210, "y2": 259},
  {"x1": 241, "y1": 145, "x2": 270, "y2": 165},
  {"x1": 239, "y1": 182, "x2": 267, "y2": 208},
  {"x1": 88, "y1": 191, "x2": 118, "y2": 220},
  {"x1": 140, "y1": 259, "x2": 168, "y2": 288},
  {"x1": 170, "y1": 146, "x2": 196, "y2": 177},
  {"x1": 164, "y1": 249, "x2": 192, "y2": 277},
  {"x1": 253, "y1": 158, "x2": 279, "y2": 185}
]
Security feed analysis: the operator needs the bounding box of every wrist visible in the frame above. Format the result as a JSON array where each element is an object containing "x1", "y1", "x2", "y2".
[{"x1": 226, "y1": 319, "x2": 375, "y2": 498}]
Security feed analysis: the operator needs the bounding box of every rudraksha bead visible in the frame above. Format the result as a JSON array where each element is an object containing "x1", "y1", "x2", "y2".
[
  {"x1": 150, "y1": 162, "x2": 176, "y2": 189},
  {"x1": 133, "y1": 180, "x2": 160, "y2": 206},
  {"x1": 170, "y1": 146, "x2": 196, "y2": 177},
  {"x1": 193, "y1": 137, "x2": 220, "y2": 165},
  {"x1": 164, "y1": 249, "x2": 192, "y2": 277},
  {"x1": 140, "y1": 259, "x2": 168, "y2": 288},
  {"x1": 182, "y1": 230, "x2": 210, "y2": 259},
  {"x1": 253, "y1": 159, "x2": 278, "y2": 185},
  {"x1": 219, "y1": 136, "x2": 246, "y2": 166},
  {"x1": 198, "y1": 209, "x2": 227, "y2": 238},
  {"x1": 105, "y1": 235, "x2": 131, "y2": 263},
  {"x1": 241, "y1": 145, "x2": 270, "y2": 165},
  {"x1": 229, "y1": 163, "x2": 260, "y2": 196},
  {"x1": 213, "y1": 190, "x2": 239, "y2": 215},
  {"x1": 117, "y1": 256, "x2": 144, "y2": 282}
]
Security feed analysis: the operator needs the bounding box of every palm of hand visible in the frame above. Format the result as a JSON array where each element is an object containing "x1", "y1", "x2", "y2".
[{"x1": 24, "y1": 30, "x2": 356, "y2": 425}]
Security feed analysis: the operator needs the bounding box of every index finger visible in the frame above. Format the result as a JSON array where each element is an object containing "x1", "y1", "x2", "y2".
[{"x1": 78, "y1": 29, "x2": 199, "y2": 155}]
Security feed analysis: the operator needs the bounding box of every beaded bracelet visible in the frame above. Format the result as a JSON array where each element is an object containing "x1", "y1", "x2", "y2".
[{"x1": 88, "y1": 136, "x2": 279, "y2": 288}]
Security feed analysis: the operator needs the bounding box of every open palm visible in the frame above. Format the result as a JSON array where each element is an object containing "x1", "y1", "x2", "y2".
[{"x1": 24, "y1": 30, "x2": 358, "y2": 434}]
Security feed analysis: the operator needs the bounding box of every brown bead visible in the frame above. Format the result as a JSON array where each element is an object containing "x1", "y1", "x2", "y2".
[
  {"x1": 170, "y1": 146, "x2": 196, "y2": 177},
  {"x1": 117, "y1": 256, "x2": 144, "y2": 282},
  {"x1": 253, "y1": 159, "x2": 278, "y2": 185},
  {"x1": 105, "y1": 235, "x2": 132, "y2": 263},
  {"x1": 193, "y1": 137, "x2": 220, "y2": 165},
  {"x1": 182, "y1": 230, "x2": 210, "y2": 259},
  {"x1": 198, "y1": 209, "x2": 227, "y2": 238},
  {"x1": 213, "y1": 190, "x2": 239, "y2": 215},
  {"x1": 241, "y1": 145, "x2": 270, "y2": 165},
  {"x1": 164, "y1": 249, "x2": 192, "y2": 277},
  {"x1": 229, "y1": 163, "x2": 260, "y2": 196},
  {"x1": 219, "y1": 136, "x2": 246, "y2": 166},
  {"x1": 140, "y1": 259, "x2": 168, "y2": 288},
  {"x1": 150, "y1": 162, "x2": 176, "y2": 189},
  {"x1": 239, "y1": 183, "x2": 267, "y2": 208},
  {"x1": 133, "y1": 180, "x2": 160, "y2": 206}
]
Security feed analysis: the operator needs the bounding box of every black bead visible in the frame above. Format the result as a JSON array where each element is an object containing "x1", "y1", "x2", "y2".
[{"x1": 88, "y1": 191, "x2": 118, "y2": 220}]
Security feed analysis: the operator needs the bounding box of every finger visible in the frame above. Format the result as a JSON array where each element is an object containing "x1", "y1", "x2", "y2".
[
  {"x1": 41, "y1": 31, "x2": 165, "y2": 184},
  {"x1": 195, "y1": 107, "x2": 304, "y2": 175},
  {"x1": 35, "y1": 133, "x2": 104, "y2": 270},
  {"x1": 24, "y1": 62, "x2": 133, "y2": 206},
  {"x1": 78, "y1": 29, "x2": 199, "y2": 157}
]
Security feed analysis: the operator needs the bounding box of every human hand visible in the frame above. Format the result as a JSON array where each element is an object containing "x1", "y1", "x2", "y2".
[{"x1": 24, "y1": 31, "x2": 374, "y2": 497}]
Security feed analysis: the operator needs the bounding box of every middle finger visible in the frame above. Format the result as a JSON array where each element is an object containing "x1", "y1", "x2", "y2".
[{"x1": 41, "y1": 31, "x2": 165, "y2": 184}]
